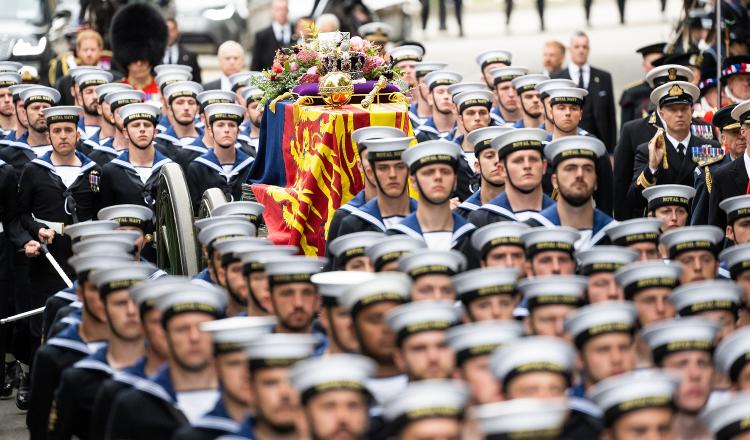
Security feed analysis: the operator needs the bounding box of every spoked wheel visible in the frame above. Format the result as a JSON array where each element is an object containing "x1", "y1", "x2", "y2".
[{"x1": 155, "y1": 163, "x2": 199, "y2": 276}]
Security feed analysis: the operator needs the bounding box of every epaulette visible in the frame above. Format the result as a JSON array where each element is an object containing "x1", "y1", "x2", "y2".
[{"x1": 648, "y1": 112, "x2": 657, "y2": 124}]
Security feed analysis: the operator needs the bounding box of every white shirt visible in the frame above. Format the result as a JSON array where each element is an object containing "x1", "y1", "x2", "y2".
[
  {"x1": 272, "y1": 21, "x2": 292, "y2": 45},
  {"x1": 743, "y1": 151, "x2": 750, "y2": 180},
  {"x1": 568, "y1": 63, "x2": 590, "y2": 89},
  {"x1": 423, "y1": 231, "x2": 453, "y2": 251},
  {"x1": 31, "y1": 145, "x2": 52, "y2": 157},
  {"x1": 364, "y1": 374, "x2": 407, "y2": 405},
  {"x1": 649, "y1": 132, "x2": 691, "y2": 174},
  {"x1": 383, "y1": 216, "x2": 405, "y2": 229},
  {"x1": 55, "y1": 166, "x2": 81, "y2": 188},
  {"x1": 176, "y1": 389, "x2": 220, "y2": 424},
  {"x1": 134, "y1": 166, "x2": 153, "y2": 184},
  {"x1": 163, "y1": 45, "x2": 179, "y2": 65},
  {"x1": 461, "y1": 151, "x2": 477, "y2": 172}
]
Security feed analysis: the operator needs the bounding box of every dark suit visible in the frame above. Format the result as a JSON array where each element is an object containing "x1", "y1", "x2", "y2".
[
  {"x1": 160, "y1": 44, "x2": 202, "y2": 84},
  {"x1": 708, "y1": 156, "x2": 748, "y2": 231},
  {"x1": 551, "y1": 66, "x2": 617, "y2": 153},
  {"x1": 251, "y1": 25, "x2": 290, "y2": 72},
  {"x1": 619, "y1": 80, "x2": 651, "y2": 126},
  {"x1": 691, "y1": 154, "x2": 731, "y2": 226},
  {"x1": 202, "y1": 78, "x2": 222, "y2": 91}
]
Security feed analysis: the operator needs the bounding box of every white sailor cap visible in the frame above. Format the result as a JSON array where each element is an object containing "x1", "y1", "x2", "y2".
[
  {"x1": 535, "y1": 79, "x2": 577, "y2": 99},
  {"x1": 512, "y1": 73, "x2": 551, "y2": 95},
  {"x1": 68, "y1": 252, "x2": 132, "y2": 278},
  {"x1": 200, "y1": 316, "x2": 276, "y2": 354},
  {"x1": 731, "y1": 99, "x2": 750, "y2": 125},
  {"x1": 240, "y1": 246, "x2": 298, "y2": 274},
  {"x1": 128, "y1": 275, "x2": 193, "y2": 310},
  {"x1": 382, "y1": 379, "x2": 469, "y2": 427},
  {"x1": 520, "y1": 226, "x2": 580, "y2": 257},
  {"x1": 117, "y1": 103, "x2": 160, "y2": 126},
  {"x1": 605, "y1": 218, "x2": 663, "y2": 246},
  {"x1": 668, "y1": 279, "x2": 741, "y2": 317},
  {"x1": 491, "y1": 127, "x2": 547, "y2": 160},
  {"x1": 328, "y1": 231, "x2": 384, "y2": 269},
  {"x1": 358, "y1": 21, "x2": 393, "y2": 42},
  {"x1": 361, "y1": 137, "x2": 413, "y2": 162},
  {"x1": 401, "y1": 140, "x2": 462, "y2": 173},
  {"x1": 659, "y1": 225, "x2": 723, "y2": 259},
  {"x1": 155, "y1": 71, "x2": 193, "y2": 90},
  {"x1": 451, "y1": 267, "x2": 519, "y2": 306},
  {"x1": 645, "y1": 64, "x2": 695, "y2": 88},
  {"x1": 388, "y1": 45, "x2": 424, "y2": 64},
  {"x1": 97, "y1": 204, "x2": 153, "y2": 229},
  {"x1": 424, "y1": 70, "x2": 463, "y2": 90},
  {"x1": 204, "y1": 103, "x2": 245, "y2": 124},
  {"x1": 642, "y1": 184, "x2": 696, "y2": 211},
  {"x1": 489, "y1": 66, "x2": 528, "y2": 86},
  {"x1": 340, "y1": 272, "x2": 410, "y2": 315},
  {"x1": 229, "y1": 71, "x2": 263, "y2": 92},
  {"x1": 448, "y1": 82, "x2": 490, "y2": 98},
  {"x1": 476, "y1": 49, "x2": 512, "y2": 70},
  {"x1": 71, "y1": 236, "x2": 137, "y2": 256},
  {"x1": 244, "y1": 333, "x2": 317, "y2": 368},
  {"x1": 386, "y1": 300, "x2": 463, "y2": 345},
  {"x1": 473, "y1": 398, "x2": 569, "y2": 439},
  {"x1": 75, "y1": 70, "x2": 113, "y2": 89},
  {"x1": 68, "y1": 66, "x2": 101, "y2": 79},
  {"x1": 41, "y1": 106, "x2": 82, "y2": 125},
  {"x1": 197, "y1": 221, "x2": 256, "y2": 246},
  {"x1": 701, "y1": 391, "x2": 750, "y2": 440},
  {"x1": 105, "y1": 89, "x2": 145, "y2": 111},
  {"x1": 466, "y1": 125, "x2": 515, "y2": 156},
  {"x1": 163, "y1": 81, "x2": 203, "y2": 101},
  {"x1": 650, "y1": 81, "x2": 699, "y2": 107},
  {"x1": 311, "y1": 271, "x2": 377, "y2": 306},
  {"x1": 564, "y1": 302, "x2": 637, "y2": 349},
  {"x1": 154, "y1": 64, "x2": 193, "y2": 76},
  {"x1": 471, "y1": 222, "x2": 530, "y2": 257},
  {"x1": 264, "y1": 256, "x2": 325, "y2": 286},
  {"x1": 0, "y1": 72, "x2": 21, "y2": 88},
  {"x1": 197, "y1": 90, "x2": 236, "y2": 111},
  {"x1": 241, "y1": 86, "x2": 264, "y2": 103},
  {"x1": 714, "y1": 327, "x2": 750, "y2": 383},
  {"x1": 445, "y1": 320, "x2": 523, "y2": 365},
  {"x1": 490, "y1": 336, "x2": 576, "y2": 388},
  {"x1": 211, "y1": 201, "x2": 266, "y2": 226},
  {"x1": 154, "y1": 280, "x2": 228, "y2": 322},
  {"x1": 365, "y1": 236, "x2": 427, "y2": 272},
  {"x1": 64, "y1": 220, "x2": 119, "y2": 241},
  {"x1": 20, "y1": 86, "x2": 61, "y2": 106},
  {"x1": 291, "y1": 353, "x2": 376, "y2": 403},
  {"x1": 453, "y1": 90, "x2": 494, "y2": 114},
  {"x1": 517, "y1": 275, "x2": 588, "y2": 311},
  {"x1": 720, "y1": 243, "x2": 750, "y2": 279},
  {"x1": 0, "y1": 61, "x2": 22, "y2": 73},
  {"x1": 587, "y1": 369, "x2": 679, "y2": 427},
  {"x1": 8, "y1": 84, "x2": 32, "y2": 99},
  {"x1": 546, "y1": 87, "x2": 588, "y2": 106},
  {"x1": 641, "y1": 317, "x2": 720, "y2": 365},
  {"x1": 397, "y1": 248, "x2": 467, "y2": 278},
  {"x1": 213, "y1": 237, "x2": 271, "y2": 264},
  {"x1": 576, "y1": 246, "x2": 639, "y2": 275},
  {"x1": 544, "y1": 135, "x2": 605, "y2": 167},
  {"x1": 193, "y1": 215, "x2": 250, "y2": 232},
  {"x1": 614, "y1": 261, "x2": 682, "y2": 300},
  {"x1": 352, "y1": 126, "x2": 408, "y2": 153},
  {"x1": 719, "y1": 195, "x2": 750, "y2": 224},
  {"x1": 89, "y1": 261, "x2": 158, "y2": 297},
  {"x1": 414, "y1": 62, "x2": 448, "y2": 79},
  {"x1": 78, "y1": 229, "x2": 142, "y2": 244}
]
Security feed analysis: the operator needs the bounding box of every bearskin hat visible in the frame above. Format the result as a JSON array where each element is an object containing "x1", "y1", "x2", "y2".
[{"x1": 110, "y1": 3, "x2": 168, "y2": 69}]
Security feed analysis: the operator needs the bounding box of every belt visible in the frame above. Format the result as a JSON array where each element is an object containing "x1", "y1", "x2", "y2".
[{"x1": 33, "y1": 217, "x2": 67, "y2": 235}]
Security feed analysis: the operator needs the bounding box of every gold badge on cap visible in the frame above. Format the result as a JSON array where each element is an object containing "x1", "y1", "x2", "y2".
[
  {"x1": 668, "y1": 84, "x2": 684, "y2": 97},
  {"x1": 667, "y1": 68, "x2": 677, "y2": 81}
]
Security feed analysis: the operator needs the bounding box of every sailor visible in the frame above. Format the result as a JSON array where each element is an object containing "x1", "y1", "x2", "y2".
[
  {"x1": 3, "y1": 83, "x2": 33, "y2": 144},
  {"x1": 467, "y1": 222, "x2": 529, "y2": 270},
  {"x1": 195, "y1": 219, "x2": 256, "y2": 285},
  {"x1": 714, "y1": 326, "x2": 750, "y2": 391},
  {"x1": 239, "y1": 245, "x2": 298, "y2": 317},
  {"x1": 535, "y1": 78, "x2": 577, "y2": 137},
  {"x1": 105, "y1": 281, "x2": 227, "y2": 439},
  {"x1": 79, "y1": 83, "x2": 134, "y2": 166},
  {"x1": 575, "y1": 246, "x2": 638, "y2": 303},
  {"x1": 520, "y1": 226, "x2": 580, "y2": 277},
  {"x1": 97, "y1": 203, "x2": 155, "y2": 261},
  {"x1": 473, "y1": 398, "x2": 570, "y2": 440},
  {"x1": 659, "y1": 225, "x2": 724, "y2": 284},
  {"x1": 364, "y1": 236, "x2": 426, "y2": 273},
  {"x1": 98, "y1": 103, "x2": 172, "y2": 211},
  {"x1": 701, "y1": 392, "x2": 750, "y2": 440},
  {"x1": 0, "y1": 72, "x2": 21, "y2": 136},
  {"x1": 187, "y1": 103, "x2": 253, "y2": 214},
  {"x1": 641, "y1": 184, "x2": 696, "y2": 231},
  {"x1": 489, "y1": 66, "x2": 527, "y2": 125},
  {"x1": 358, "y1": 22, "x2": 393, "y2": 49},
  {"x1": 388, "y1": 140, "x2": 476, "y2": 250},
  {"x1": 445, "y1": 320, "x2": 522, "y2": 404},
  {"x1": 669, "y1": 279, "x2": 742, "y2": 339},
  {"x1": 210, "y1": 200, "x2": 266, "y2": 230},
  {"x1": 604, "y1": 217, "x2": 664, "y2": 261},
  {"x1": 290, "y1": 354, "x2": 375, "y2": 440},
  {"x1": 153, "y1": 80, "x2": 204, "y2": 161},
  {"x1": 238, "y1": 86, "x2": 264, "y2": 152},
  {"x1": 451, "y1": 90, "x2": 495, "y2": 202},
  {"x1": 512, "y1": 73, "x2": 549, "y2": 128},
  {"x1": 719, "y1": 195, "x2": 750, "y2": 246},
  {"x1": 174, "y1": 90, "x2": 237, "y2": 171},
  {"x1": 454, "y1": 126, "x2": 512, "y2": 219},
  {"x1": 410, "y1": 62, "x2": 447, "y2": 133},
  {"x1": 517, "y1": 275, "x2": 587, "y2": 337},
  {"x1": 73, "y1": 69, "x2": 113, "y2": 140},
  {"x1": 0, "y1": 86, "x2": 60, "y2": 175},
  {"x1": 172, "y1": 316, "x2": 276, "y2": 440},
  {"x1": 101, "y1": 88, "x2": 146, "y2": 156},
  {"x1": 213, "y1": 238, "x2": 271, "y2": 317},
  {"x1": 388, "y1": 44, "x2": 424, "y2": 106},
  {"x1": 468, "y1": 128, "x2": 554, "y2": 227},
  {"x1": 527, "y1": 135, "x2": 616, "y2": 250},
  {"x1": 619, "y1": 42, "x2": 666, "y2": 126},
  {"x1": 415, "y1": 70, "x2": 462, "y2": 142},
  {"x1": 244, "y1": 334, "x2": 317, "y2": 440},
  {"x1": 153, "y1": 67, "x2": 193, "y2": 134},
  {"x1": 451, "y1": 267, "x2": 520, "y2": 321},
  {"x1": 475, "y1": 50, "x2": 512, "y2": 90},
  {"x1": 48, "y1": 262, "x2": 157, "y2": 439},
  {"x1": 719, "y1": 243, "x2": 750, "y2": 326},
  {"x1": 397, "y1": 249, "x2": 466, "y2": 302},
  {"x1": 0, "y1": 154, "x2": 17, "y2": 400},
  {"x1": 327, "y1": 231, "x2": 384, "y2": 271}
]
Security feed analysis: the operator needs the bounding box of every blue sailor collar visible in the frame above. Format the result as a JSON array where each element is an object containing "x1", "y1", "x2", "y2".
[
  {"x1": 16, "y1": 131, "x2": 29, "y2": 144},
  {"x1": 339, "y1": 190, "x2": 368, "y2": 214},
  {"x1": 457, "y1": 190, "x2": 482, "y2": 212},
  {"x1": 161, "y1": 126, "x2": 205, "y2": 146},
  {"x1": 181, "y1": 135, "x2": 210, "y2": 154},
  {"x1": 46, "y1": 323, "x2": 105, "y2": 355},
  {"x1": 194, "y1": 268, "x2": 216, "y2": 285},
  {"x1": 157, "y1": 114, "x2": 171, "y2": 133},
  {"x1": 527, "y1": 204, "x2": 617, "y2": 250},
  {"x1": 513, "y1": 119, "x2": 525, "y2": 128},
  {"x1": 490, "y1": 107, "x2": 506, "y2": 125},
  {"x1": 4, "y1": 130, "x2": 16, "y2": 141},
  {"x1": 352, "y1": 197, "x2": 418, "y2": 231},
  {"x1": 544, "y1": 128, "x2": 589, "y2": 142},
  {"x1": 83, "y1": 138, "x2": 118, "y2": 156},
  {"x1": 53, "y1": 284, "x2": 79, "y2": 303},
  {"x1": 388, "y1": 212, "x2": 475, "y2": 248},
  {"x1": 135, "y1": 365, "x2": 178, "y2": 403},
  {"x1": 110, "y1": 148, "x2": 172, "y2": 174},
  {"x1": 190, "y1": 397, "x2": 245, "y2": 433},
  {"x1": 479, "y1": 192, "x2": 555, "y2": 220},
  {"x1": 73, "y1": 345, "x2": 114, "y2": 374},
  {"x1": 194, "y1": 148, "x2": 254, "y2": 181},
  {"x1": 123, "y1": 356, "x2": 149, "y2": 379},
  {"x1": 416, "y1": 117, "x2": 455, "y2": 140},
  {"x1": 31, "y1": 150, "x2": 97, "y2": 176}
]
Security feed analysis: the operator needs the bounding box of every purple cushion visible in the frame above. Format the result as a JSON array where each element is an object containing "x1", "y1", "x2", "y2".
[{"x1": 293, "y1": 80, "x2": 400, "y2": 96}]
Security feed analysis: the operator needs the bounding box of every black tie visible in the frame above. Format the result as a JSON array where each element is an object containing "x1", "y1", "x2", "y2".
[
  {"x1": 578, "y1": 67, "x2": 585, "y2": 89},
  {"x1": 677, "y1": 143, "x2": 686, "y2": 158}
]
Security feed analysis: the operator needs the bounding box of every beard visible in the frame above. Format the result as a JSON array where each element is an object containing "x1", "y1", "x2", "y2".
[
  {"x1": 30, "y1": 120, "x2": 47, "y2": 133},
  {"x1": 558, "y1": 183, "x2": 593, "y2": 207},
  {"x1": 83, "y1": 102, "x2": 99, "y2": 117}
]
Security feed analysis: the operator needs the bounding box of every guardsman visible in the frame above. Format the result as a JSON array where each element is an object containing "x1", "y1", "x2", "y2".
[
  {"x1": 100, "y1": 88, "x2": 145, "y2": 155},
  {"x1": 669, "y1": 279, "x2": 742, "y2": 339},
  {"x1": 473, "y1": 398, "x2": 569, "y2": 440},
  {"x1": 467, "y1": 222, "x2": 529, "y2": 270},
  {"x1": 451, "y1": 267, "x2": 520, "y2": 321},
  {"x1": 469, "y1": 128, "x2": 553, "y2": 226},
  {"x1": 489, "y1": 66, "x2": 527, "y2": 125},
  {"x1": 186, "y1": 103, "x2": 254, "y2": 214},
  {"x1": 48, "y1": 262, "x2": 156, "y2": 439},
  {"x1": 327, "y1": 231, "x2": 383, "y2": 271},
  {"x1": 174, "y1": 90, "x2": 237, "y2": 171},
  {"x1": 172, "y1": 316, "x2": 275, "y2": 440},
  {"x1": 105, "y1": 280, "x2": 227, "y2": 439},
  {"x1": 517, "y1": 276, "x2": 587, "y2": 337},
  {"x1": 619, "y1": 42, "x2": 666, "y2": 126},
  {"x1": 576, "y1": 246, "x2": 638, "y2": 302},
  {"x1": 388, "y1": 44, "x2": 424, "y2": 104},
  {"x1": 0, "y1": 72, "x2": 21, "y2": 136},
  {"x1": 388, "y1": 140, "x2": 476, "y2": 250},
  {"x1": 213, "y1": 238, "x2": 271, "y2": 317},
  {"x1": 240, "y1": 245, "x2": 297, "y2": 317},
  {"x1": 642, "y1": 184, "x2": 695, "y2": 231},
  {"x1": 154, "y1": 80, "x2": 204, "y2": 161},
  {"x1": 397, "y1": 249, "x2": 466, "y2": 302},
  {"x1": 520, "y1": 226, "x2": 580, "y2": 277},
  {"x1": 410, "y1": 62, "x2": 447, "y2": 133},
  {"x1": 528, "y1": 136, "x2": 616, "y2": 250},
  {"x1": 604, "y1": 217, "x2": 664, "y2": 261},
  {"x1": 415, "y1": 71, "x2": 462, "y2": 142},
  {"x1": 365, "y1": 236, "x2": 426, "y2": 273},
  {"x1": 452, "y1": 90, "x2": 495, "y2": 202},
  {"x1": 512, "y1": 73, "x2": 549, "y2": 128},
  {"x1": 660, "y1": 225, "x2": 724, "y2": 284},
  {"x1": 73, "y1": 69, "x2": 113, "y2": 140},
  {"x1": 719, "y1": 244, "x2": 750, "y2": 326},
  {"x1": 98, "y1": 103, "x2": 171, "y2": 211},
  {"x1": 709, "y1": 100, "x2": 750, "y2": 230}
]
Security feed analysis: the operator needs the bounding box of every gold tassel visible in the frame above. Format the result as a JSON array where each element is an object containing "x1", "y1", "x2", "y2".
[
  {"x1": 269, "y1": 92, "x2": 294, "y2": 113},
  {"x1": 705, "y1": 166, "x2": 712, "y2": 194}
]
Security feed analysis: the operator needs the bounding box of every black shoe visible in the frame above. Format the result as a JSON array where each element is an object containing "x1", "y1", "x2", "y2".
[
  {"x1": 15, "y1": 370, "x2": 29, "y2": 411},
  {"x1": 1, "y1": 361, "x2": 18, "y2": 399}
]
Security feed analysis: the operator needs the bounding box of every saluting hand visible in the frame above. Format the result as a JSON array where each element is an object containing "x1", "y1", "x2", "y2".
[
  {"x1": 24, "y1": 240, "x2": 41, "y2": 257},
  {"x1": 647, "y1": 128, "x2": 666, "y2": 170},
  {"x1": 38, "y1": 228, "x2": 55, "y2": 244}
]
